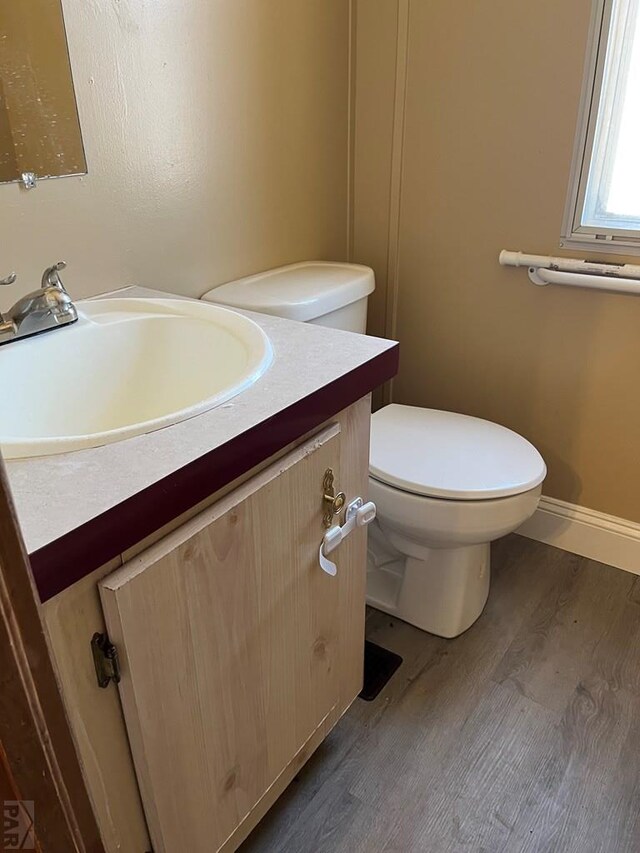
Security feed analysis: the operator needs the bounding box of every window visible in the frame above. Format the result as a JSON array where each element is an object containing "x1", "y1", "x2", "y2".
[{"x1": 562, "y1": 0, "x2": 640, "y2": 253}]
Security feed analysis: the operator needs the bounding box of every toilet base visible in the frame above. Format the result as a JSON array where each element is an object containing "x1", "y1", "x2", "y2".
[{"x1": 366, "y1": 539, "x2": 491, "y2": 638}]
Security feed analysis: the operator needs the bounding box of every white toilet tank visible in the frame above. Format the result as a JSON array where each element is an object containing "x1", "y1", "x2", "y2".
[{"x1": 201, "y1": 261, "x2": 375, "y2": 333}]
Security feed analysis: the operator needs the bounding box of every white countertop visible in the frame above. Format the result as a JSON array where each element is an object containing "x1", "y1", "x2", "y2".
[{"x1": 7, "y1": 287, "x2": 396, "y2": 555}]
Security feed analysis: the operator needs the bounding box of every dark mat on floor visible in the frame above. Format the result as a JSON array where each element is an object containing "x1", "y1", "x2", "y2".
[{"x1": 359, "y1": 639, "x2": 403, "y2": 701}]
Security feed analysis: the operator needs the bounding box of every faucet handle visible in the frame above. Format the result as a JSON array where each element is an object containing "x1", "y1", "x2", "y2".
[
  {"x1": 41, "y1": 261, "x2": 67, "y2": 290},
  {"x1": 0, "y1": 272, "x2": 17, "y2": 286}
]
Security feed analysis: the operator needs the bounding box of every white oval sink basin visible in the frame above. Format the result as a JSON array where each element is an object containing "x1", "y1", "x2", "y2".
[{"x1": 0, "y1": 297, "x2": 272, "y2": 459}]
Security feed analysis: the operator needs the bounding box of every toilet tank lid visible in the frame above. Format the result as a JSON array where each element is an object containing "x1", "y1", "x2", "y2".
[
  {"x1": 370, "y1": 405, "x2": 547, "y2": 500},
  {"x1": 201, "y1": 262, "x2": 375, "y2": 322}
]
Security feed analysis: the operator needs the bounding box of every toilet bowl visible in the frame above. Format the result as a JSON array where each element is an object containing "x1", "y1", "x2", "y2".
[
  {"x1": 367, "y1": 481, "x2": 542, "y2": 638},
  {"x1": 202, "y1": 261, "x2": 547, "y2": 638},
  {"x1": 366, "y1": 403, "x2": 545, "y2": 637}
]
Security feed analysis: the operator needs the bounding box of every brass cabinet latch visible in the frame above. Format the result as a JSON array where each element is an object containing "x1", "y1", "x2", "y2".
[
  {"x1": 322, "y1": 468, "x2": 346, "y2": 529},
  {"x1": 91, "y1": 632, "x2": 121, "y2": 688}
]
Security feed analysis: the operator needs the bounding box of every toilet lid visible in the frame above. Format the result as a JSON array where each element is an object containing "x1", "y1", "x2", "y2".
[{"x1": 369, "y1": 405, "x2": 546, "y2": 500}]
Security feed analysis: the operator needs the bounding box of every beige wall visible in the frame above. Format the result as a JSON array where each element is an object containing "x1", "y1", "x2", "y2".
[
  {"x1": 353, "y1": 0, "x2": 640, "y2": 522},
  {"x1": 4, "y1": 0, "x2": 639, "y2": 522},
  {"x1": 0, "y1": 0, "x2": 349, "y2": 310}
]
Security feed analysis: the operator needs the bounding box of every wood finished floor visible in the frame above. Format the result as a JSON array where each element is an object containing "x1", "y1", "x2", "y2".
[{"x1": 240, "y1": 535, "x2": 640, "y2": 853}]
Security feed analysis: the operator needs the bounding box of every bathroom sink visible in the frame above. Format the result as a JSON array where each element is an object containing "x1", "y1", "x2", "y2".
[{"x1": 0, "y1": 297, "x2": 272, "y2": 459}]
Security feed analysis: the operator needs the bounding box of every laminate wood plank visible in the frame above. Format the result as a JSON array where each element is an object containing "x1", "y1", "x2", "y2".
[
  {"x1": 241, "y1": 536, "x2": 640, "y2": 853},
  {"x1": 588, "y1": 575, "x2": 640, "y2": 697},
  {"x1": 492, "y1": 553, "x2": 637, "y2": 712},
  {"x1": 508, "y1": 676, "x2": 640, "y2": 853},
  {"x1": 345, "y1": 539, "x2": 568, "y2": 810},
  {"x1": 629, "y1": 575, "x2": 640, "y2": 606},
  {"x1": 384, "y1": 680, "x2": 562, "y2": 853},
  {"x1": 503, "y1": 564, "x2": 640, "y2": 853}
]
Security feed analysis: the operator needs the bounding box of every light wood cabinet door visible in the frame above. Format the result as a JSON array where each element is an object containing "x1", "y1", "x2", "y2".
[{"x1": 99, "y1": 420, "x2": 368, "y2": 852}]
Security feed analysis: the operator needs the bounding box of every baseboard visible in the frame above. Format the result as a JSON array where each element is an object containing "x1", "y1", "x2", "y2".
[{"x1": 516, "y1": 496, "x2": 640, "y2": 576}]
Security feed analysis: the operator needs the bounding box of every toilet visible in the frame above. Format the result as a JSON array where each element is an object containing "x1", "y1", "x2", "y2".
[{"x1": 202, "y1": 261, "x2": 546, "y2": 638}]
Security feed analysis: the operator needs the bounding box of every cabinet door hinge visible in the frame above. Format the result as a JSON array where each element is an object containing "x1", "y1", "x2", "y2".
[{"x1": 91, "y1": 632, "x2": 121, "y2": 688}]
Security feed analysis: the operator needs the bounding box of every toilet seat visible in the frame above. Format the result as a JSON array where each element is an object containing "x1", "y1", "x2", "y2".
[{"x1": 370, "y1": 405, "x2": 546, "y2": 501}]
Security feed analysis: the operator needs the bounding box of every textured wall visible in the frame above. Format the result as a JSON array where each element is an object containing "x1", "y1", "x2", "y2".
[
  {"x1": 0, "y1": 0, "x2": 349, "y2": 308},
  {"x1": 353, "y1": 0, "x2": 640, "y2": 522}
]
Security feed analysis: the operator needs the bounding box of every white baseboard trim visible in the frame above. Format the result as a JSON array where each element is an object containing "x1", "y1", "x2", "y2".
[{"x1": 516, "y1": 496, "x2": 640, "y2": 576}]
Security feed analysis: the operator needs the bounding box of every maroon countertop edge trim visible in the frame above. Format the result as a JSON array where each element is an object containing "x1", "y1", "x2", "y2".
[{"x1": 31, "y1": 344, "x2": 399, "y2": 602}]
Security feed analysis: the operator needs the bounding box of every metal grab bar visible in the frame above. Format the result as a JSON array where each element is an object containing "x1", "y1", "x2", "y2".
[{"x1": 499, "y1": 249, "x2": 640, "y2": 295}]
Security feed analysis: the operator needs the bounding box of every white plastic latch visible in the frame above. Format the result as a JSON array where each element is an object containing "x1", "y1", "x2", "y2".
[{"x1": 318, "y1": 497, "x2": 377, "y2": 576}]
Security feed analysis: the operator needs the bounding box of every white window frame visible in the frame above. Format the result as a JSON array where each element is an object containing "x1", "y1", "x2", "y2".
[{"x1": 561, "y1": 0, "x2": 640, "y2": 255}]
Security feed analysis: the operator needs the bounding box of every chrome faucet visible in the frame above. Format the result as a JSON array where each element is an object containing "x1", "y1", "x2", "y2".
[{"x1": 0, "y1": 262, "x2": 78, "y2": 346}]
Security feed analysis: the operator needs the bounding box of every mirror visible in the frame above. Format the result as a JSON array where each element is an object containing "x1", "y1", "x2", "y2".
[{"x1": 0, "y1": 0, "x2": 86, "y2": 186}]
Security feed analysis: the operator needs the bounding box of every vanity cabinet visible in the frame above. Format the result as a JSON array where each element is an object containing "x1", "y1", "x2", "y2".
[
  {"x1": 101, "y1": 421, "x2": 365, "y2": 852},
  {"x1": 42, "y1": 397, "x2": 371, "y2": 853}
]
